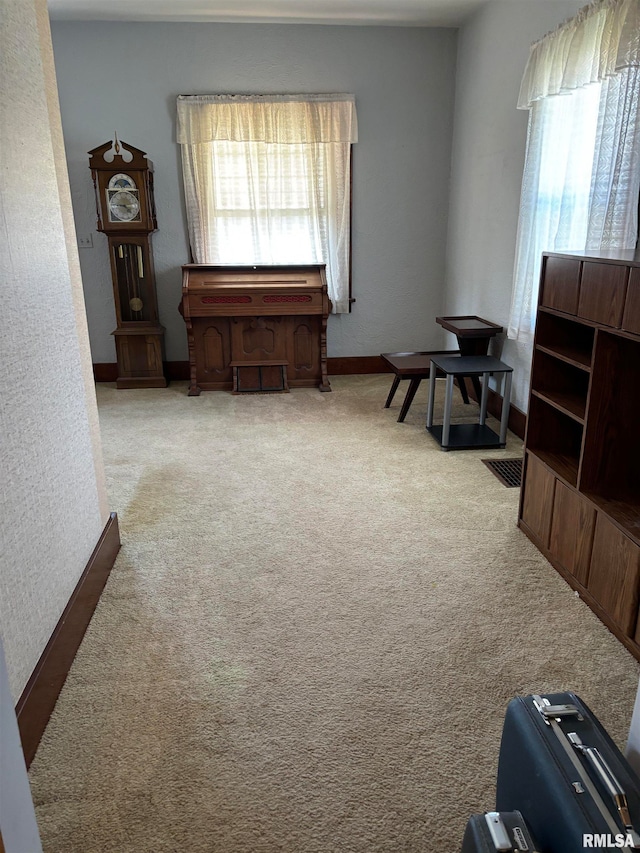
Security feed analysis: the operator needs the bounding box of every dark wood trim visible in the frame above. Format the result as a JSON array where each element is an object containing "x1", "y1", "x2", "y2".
[
  {"x1": 95, "y1": 357, "x2": 392, "y2": 381},
  {"x1": 488, "y1": 386, "x2": 526, "y2": 440},
  {"x1": 93, "y1": 362, "x2": 118, "y2": 382},
  {"x1": 16, "y1": 512, "x2": 121, "y2": 768},
  {"x1": 327, "y1": 356, "x2": 390, "y2": 375},
  {"x1": 94, "y1": 362, "x2": 190, "y2": 382},
  {"x1": 460, "y1": 379, "x2": 526, "y2": 440},
  {"x1": 165, "y1": 360, "x2": 190, "y2": 381}
]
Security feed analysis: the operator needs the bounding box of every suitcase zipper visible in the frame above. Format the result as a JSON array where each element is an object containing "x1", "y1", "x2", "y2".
[{"x1": 532, "y1": 695, "x2": 640, "y2": 847}]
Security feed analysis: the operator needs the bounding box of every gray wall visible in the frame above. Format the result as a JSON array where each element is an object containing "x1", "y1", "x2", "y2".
[
  {"x1": 50, "y1": 22, "x2": 458, "y2": 363},
  {"x1": 0, "y1": 638, "x2": 42, "y2": 852},
  {"x1": 444, "y1": 0, "x2": 583, "y2": 411}
]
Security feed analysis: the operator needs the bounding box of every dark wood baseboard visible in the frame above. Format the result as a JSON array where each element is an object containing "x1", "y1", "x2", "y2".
[
  {"x1": 489, "y1": 387, "x2": 526, "y2": 441},
  {"x1": 327, "y1": 356, "x2": 389, "y2": 374},
  {"x1": 460, "y1": 380, "x2": 526, "y2": 440},
  {"x1": 93, "y1": 362, "x2": 118, "y2": 382},
  {"x1": 165, "y1": 360, "x2": 190, "y2": 381},
  {"x1": 93, "y1": 363, "x2": 189, "y2": 383},
  {"x1": 94, "y1": 357, "x2": 390, "y2": 382},
  {"x1": 16, "y1": 512, "x2": 121, "y2": 768}
]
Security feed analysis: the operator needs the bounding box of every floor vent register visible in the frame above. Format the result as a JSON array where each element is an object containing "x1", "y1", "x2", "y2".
[{"x1": 481, "y1": 458, "x2": 523, "y2": 488}]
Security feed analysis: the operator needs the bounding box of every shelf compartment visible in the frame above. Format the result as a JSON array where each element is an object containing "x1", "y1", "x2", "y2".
[
  {"x1": 583, "y1": 491, "x2": 640, "y2": 546},
  {"x1": 535, "y1": 310, "x2": 594, "y2": 370},
  {"x1": 531, "y1": 390, "x2": 586, "y2": 424},
  {"x1": 531, "y1": 350, "x2": 589, "y2": 423},
  {"x1": 580, "y1": 332, "x2": 640, "y2": 519},
  {"x1": 529, "y1": 449, "x2": 580, "y2": 489},
  {"x1": 526, "y1": 397, "x2": 582, "y2": 486}
]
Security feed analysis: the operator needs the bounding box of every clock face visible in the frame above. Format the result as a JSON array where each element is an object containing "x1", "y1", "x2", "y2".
[
  {"x1": 107, "y1": 188, "x2": 141, "y2": 222},
  {"x1": 108, "y1": 173, "x2": 137, "y2": 190}
]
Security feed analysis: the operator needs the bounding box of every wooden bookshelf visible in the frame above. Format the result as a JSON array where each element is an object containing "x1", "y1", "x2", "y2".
[{"x1": 520, "y1": 251, "x2": 640, "y2": 660}]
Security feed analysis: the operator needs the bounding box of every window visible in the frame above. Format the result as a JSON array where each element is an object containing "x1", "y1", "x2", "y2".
[
  {"x1": 177, "y1": 94, "x2": 357, "y2": 313},
  {"x1": 530, "y1": 84, "x2": 601, "y2": 252},
  {"x1": 508, "y1": 0, "x2": 640, "y2": 344}
]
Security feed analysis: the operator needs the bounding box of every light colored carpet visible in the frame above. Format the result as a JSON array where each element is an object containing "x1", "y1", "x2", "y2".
[{"x1": 29, "y1": 375, "x2": 639, "y2": 853}]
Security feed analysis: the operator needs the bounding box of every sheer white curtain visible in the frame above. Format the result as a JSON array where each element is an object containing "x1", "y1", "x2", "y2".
[
  {"x1": 508, "y1": 0, "x2": 640, "y2": 343},
  {"x1": 177, "y1": 94, "x2": 357, "y2": 313}
]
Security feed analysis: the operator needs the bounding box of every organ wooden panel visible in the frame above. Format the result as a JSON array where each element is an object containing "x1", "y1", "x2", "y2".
[{"x1": 181, "y1": 265, "x2": 331, "y2": 396}]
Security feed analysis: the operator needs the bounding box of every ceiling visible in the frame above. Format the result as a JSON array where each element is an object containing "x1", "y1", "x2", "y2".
[{"x1": 46, "y1": 0, "x2": 524, "y2": 28}]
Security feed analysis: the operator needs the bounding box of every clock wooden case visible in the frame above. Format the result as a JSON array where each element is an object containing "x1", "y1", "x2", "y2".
[{"x1": 88, "y1": 138, "x2": 167, "y2": 388}]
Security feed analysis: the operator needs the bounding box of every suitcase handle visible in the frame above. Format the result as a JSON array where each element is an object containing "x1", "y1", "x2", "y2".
[
  {"x1": 569, "y1": 732, "x2": 640, "y2": 846},
  {"x1": 533, "y1": 699, "x2": 583, "y2": 721},
  {"x1": 484, "y1": 813, "x2": 512, "y2": 851}
]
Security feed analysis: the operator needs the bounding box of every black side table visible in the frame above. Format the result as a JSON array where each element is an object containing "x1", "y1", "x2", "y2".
[{"x1": 426, "y1": 354, "x2": 513, "y2": 450}]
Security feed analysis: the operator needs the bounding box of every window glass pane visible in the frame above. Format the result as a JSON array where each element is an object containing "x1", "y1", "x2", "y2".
[
  {"x1": 210, "y1": 141, "x2": 325, "y2": 264},
  {"x1": 536, "y1": 83, "x2": 601, "y2": 247}
]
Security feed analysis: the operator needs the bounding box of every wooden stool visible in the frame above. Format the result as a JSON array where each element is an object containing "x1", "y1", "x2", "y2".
[{"x1": 380, "y1": 350, "x2": 461, "y2": 422}]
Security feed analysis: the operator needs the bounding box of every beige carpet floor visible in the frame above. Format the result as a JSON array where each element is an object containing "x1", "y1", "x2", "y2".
[{"x1": 28, "y1": 375, "x2": 640, "y2": 853}]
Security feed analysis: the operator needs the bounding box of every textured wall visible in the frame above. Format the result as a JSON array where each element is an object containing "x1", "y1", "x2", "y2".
[
  {"x1": 49, "y1": 22, "x2": 458, "y2": 362},
  {"x1": 443, "y1": 0, "x2": 583, "y2": 411},
  {"x1": 0, "y1": 0, "x2": 109, "y2": 698}
]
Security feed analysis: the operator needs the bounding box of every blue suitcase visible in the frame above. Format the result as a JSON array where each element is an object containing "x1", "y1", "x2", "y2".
[
  {"x1": 461, "y1": 811, "x2": 539, "y2": 852},
  {"x1": 496, "y1": 692, "x2": 640, "y2": 852}
]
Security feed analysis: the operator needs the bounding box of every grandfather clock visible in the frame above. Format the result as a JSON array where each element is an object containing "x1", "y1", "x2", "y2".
[{"x1": 89, "y1": 137, "x2": 167, "y2": 388}]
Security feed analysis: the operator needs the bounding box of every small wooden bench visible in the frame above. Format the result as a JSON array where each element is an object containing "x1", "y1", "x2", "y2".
[
  {"x1": 380, "y1": 350, "x2": 461, "y2": 422},
  {"x1": 231, "y1": 360, "x2": 289, "y2": 393}
]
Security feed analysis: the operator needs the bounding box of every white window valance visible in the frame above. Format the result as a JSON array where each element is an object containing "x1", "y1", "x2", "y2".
[
  {"x1": 176, "y1": 94, "x2": 358, "y2": 145},
  {"x1": 518, "y1": 0, "x2": 640, "y2": 108}
]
